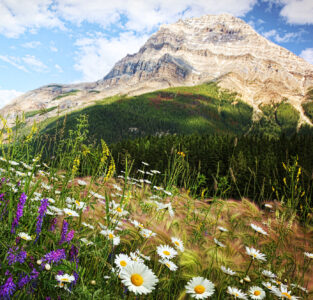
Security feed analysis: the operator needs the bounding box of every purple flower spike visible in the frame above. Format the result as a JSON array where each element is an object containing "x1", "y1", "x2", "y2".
[
  {"x1": 0, "y1": 276, "x2": 16, "y2": 298},
  {"x1": 41, "y1": 249, "x2": 66, "y2": 265},
  {"x1": 7, "y1": 246, "x2": 27, "y2": 265},
  {"x1": 59, "y1": 219, "x2": 69, "y2": 244},
  {"x1": 66, "y1": 230, "x2": 75, "y2": 243},
  {"x1": 11, "y1": 193, "x2": 27, "y2": 234},
  {"x1": 35, "y1": 198, "x2": 49, "y2": 241}
]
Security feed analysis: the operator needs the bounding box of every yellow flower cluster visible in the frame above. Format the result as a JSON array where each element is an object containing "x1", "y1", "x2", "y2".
[
  {"x1": 72, "y1": 156, "x2": 80, "y2": 175},
  {"x1": 177, "y1": 151, "x2": 186, "y2": 158}
]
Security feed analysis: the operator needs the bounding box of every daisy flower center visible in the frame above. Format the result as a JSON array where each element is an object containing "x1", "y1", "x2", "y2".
[
  {"x1": 194, "y1": 285, "x2": 205, "y2": 294},
  {"x1": 163, "y1": 250, "x2": 170, "y2": 256},
  {"x1": 116, "y1": 207, "x2": 122, "y2": 213},
  {"x1": 235, "y1": 293, "x2": 239, "y2": 297},
  {"x1": 120, "y1": 260, "x2": 127, "y2": 267},
  {"x1": 282, "y1": 292, "x2": 291, "y2": 299},
  {"x1": 68, "y1": 212, "x2": 72, "y2": 216},
  {"x1": 62, "y1": 278, "x2": 69, "y2": 282},
  {"x1": 75, "y1": 201, "x2": 80, "y2": 205},
  {"x1": 174, "y1": 241, "x2": 180, "y2": 246},
  {"x1": 131, "y1": 274, "x2": 144, "y2": 286},
  {"x1": 254, "y1": 290, "x2": 261, "y2": 296},
  {"x1": 109, "y1": 234, "x2": 114, "y2": 239},
  {"x1": 166, "y1": 263, "x2": 170, "y2": 268}
]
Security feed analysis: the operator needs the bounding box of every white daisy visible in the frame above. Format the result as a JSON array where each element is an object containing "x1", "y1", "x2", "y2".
[
  {"x1": 221, "y1": 266, "x2": 237, "y2": 276},
  {"x1": 250, "y1": 224, "x2": 268, "y2": 236},
  {"x1": 291, "y1": 284, "x2": 309, "y2": 294},
  {"x1": 115, "y1": 254, "x2": 132, "y2": 269},
  {"x1": 141, "y1": 162, "x2": 149, "y2": 166},
  {"x1": 80, "y1": 238, "x2": 94, "y2": 245},
  {"x1": 150, "y1": 170, "x2": 161, "y2": 174},
  {"x1": 74, "y1": 200, "x2": 86, "y2": 210},
  {"x1": 82, "y1": 222, "x2": 94, "y2": 229},
  {"x1": 185, "y1": 277, "x2": 215, "y2": 299},
  {"x1": 156, "y1": 245, "x2": 178, "y2": 260},
  {"x1": 119, "y1": 261, "x2": 158, "y2": 295},
  {"x1": 130, "y1": 252, "x2": 144, "y2": 263},
  {"x1": 18, "y1": 232, "x2": 32, "y2": 241},
  {"x1": 214, "y1": 238, "x2": 226, "y2": 248},
  {"x1": 218, "y1": 226, "x2": 228, "y2": 232},
  {"x1": 77, "y1": 179, "x2": 87, "y2": 186},
  {"x1": 111, "y1": 203, "x2": 129, "y2": 216},
  {"x1": 248, "y1": 286, "x2": 266, "y2": 299},
  {"x1": 63, "y1": 208, "x2": 79, "y2": 217},
  {"x1": 304, "y1": 252, "x2": 313, "y2": 259},
  {"x1": 262, "y1": 270, "x2": 277, "y2": 278},
  {"x1": 130, "y1": 219, "x2": 144, "y2": 229},
  {"x1": 139, "y1": 228, "x2": 156, "y2": 238},
  {"x1": 159, "y1": 259, "x2": 178, "y2": 271},
  {"x1": 245, "y1": 247, "x2": 266, "y2": 261},
  {"x1": 100, "y1": 229, "x2": 120, "y2": 246},
  {"x1": 55, "y1": 274, "x2": 75, "y2": 284},
  {"x1": 135, "y1": 250, "x2": 150, "y2": 261},
  {"x1": 262, "y1": 281, "x2": 277, "y2": 291},
  {"x1": 271, "y1": 284, "x2": 300, "y2": 299},
  {"x1": 227, "y1": 286, "x2": 248, "y2": 299},
  {"x1": 171, "y1": 237, "x2": 184, "y2": 252},
  {"x1": 264, "y1": 204, "x2": 273, "y2": 209}
]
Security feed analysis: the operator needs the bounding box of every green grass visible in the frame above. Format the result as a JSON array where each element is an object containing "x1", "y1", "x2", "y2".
[
  {"x1": 25, "y1": 106, "x2": 58, "y2": 118},
  {"x1": 41, "y1": 83, "x2": 253, "y2": 144},
  {"x1": 53, "y1": 89, "x2": 80, "y2": 100}
]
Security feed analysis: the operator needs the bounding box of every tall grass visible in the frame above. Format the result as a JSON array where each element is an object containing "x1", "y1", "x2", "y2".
[{"x1": 0, "y1": 115, "x2": 312, "y2": 299}]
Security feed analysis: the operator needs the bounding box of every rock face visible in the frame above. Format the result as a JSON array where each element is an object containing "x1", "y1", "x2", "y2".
[{"x1": 1, "y1": 13, "x2": 313, "y2": 126}]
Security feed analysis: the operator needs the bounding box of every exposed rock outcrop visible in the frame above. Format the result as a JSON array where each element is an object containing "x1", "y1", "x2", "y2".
[{"x1": 1, "y1": 13, "x2": 313, "y2": 126}]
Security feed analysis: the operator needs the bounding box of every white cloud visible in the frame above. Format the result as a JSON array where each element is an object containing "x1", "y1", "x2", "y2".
[
  {"x1": 262, "y1": 29, "x2": 303, "y2": 43},
  {"x1": 0, "y1": 0, "x2": 258, "y2": 38},
  {"x1": 300, "y1": 48, "x2": 313, "y2": 65},
  {"x1": 0, "y1": 0, "x2": 64, "y2": 38},
  {"x1": 0, "y1": 55, "x2": 28, "y2": 72},
  {"x1": 22, "y1": 41, "x2": 41, "y2": 48},
  {"x1": 22, "y1": 55, "x2": 48, "y2": 72},
  {"x1": 74, "y1": 32, "x2": 149, "y2": 82},
  {"x1": 263, "y1": 0, "x2": 313, "y2": 25},
  {"x1": 55, "y1": 64, "x2": 63, "y2": 72},
  {"x1": 56, "y1": 0, "x2": 257, "y2": 33},
  {"x1": 0, "y1": 89, "x2": 23, "y2": 109},
  {"x1": 280, "y1": 0, "x2": 313, "y2": 25}
]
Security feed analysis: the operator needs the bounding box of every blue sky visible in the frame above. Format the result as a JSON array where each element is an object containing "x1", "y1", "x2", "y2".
[{"x1": 0, "y1": 0, "x2": 312, "y2": 108}]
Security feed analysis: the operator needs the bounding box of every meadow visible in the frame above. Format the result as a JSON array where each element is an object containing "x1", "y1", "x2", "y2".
[{"x1": 0, "y1": 114, "x2": 312, "y2": 299}]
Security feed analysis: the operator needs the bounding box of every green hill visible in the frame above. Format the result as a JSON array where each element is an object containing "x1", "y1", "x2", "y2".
[{"x1": 30, "y1": 82, "x2": 302, "y2": 144}]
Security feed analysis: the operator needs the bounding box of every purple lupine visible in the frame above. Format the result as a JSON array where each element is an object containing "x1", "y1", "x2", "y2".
[
  {"x1": 69, "y1": 245, "x2": 79, "y2": 263},
  {"x1": 41, "y1": 249, "x2": 66, "y2": 265},
  {"x1": 17, "y1": 268, "x2": 39, "y2": 289},
  {"x1": 7, "y1": 246, "x2": 27, "y2": 265},
  {"x1": 65, "y1": 230, "x2": 75, "y2": 243},
  {"x1": 11, "y1": 192, "x2": 27, "y2": 233},
  {"x1": 59, "y1": 220, "x2": 69, "y2": 244},
  {"x1": 0, "y1": 276, "x2": 16, "y2": 298},
  {"x1": 35, "y1": 198, "x2": 49, "y2": 241},
  {"x1": 49, "y1": 218, "x2": 57, "y2": 232}
]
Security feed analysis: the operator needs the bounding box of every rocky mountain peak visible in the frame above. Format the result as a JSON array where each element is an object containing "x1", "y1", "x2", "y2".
[{"x1": 1, "y1": 14, "x2": 313, "y2": 127}]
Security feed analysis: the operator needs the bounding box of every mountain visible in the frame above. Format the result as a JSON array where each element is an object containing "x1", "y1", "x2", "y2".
[{"x1": 1, "y1": 13, "x2": 313, "y2": 128}]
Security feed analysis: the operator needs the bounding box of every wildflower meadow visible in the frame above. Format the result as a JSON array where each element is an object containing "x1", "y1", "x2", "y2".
[{"x1": 0, "y1": 115, "x2": 312, "y2": 299}]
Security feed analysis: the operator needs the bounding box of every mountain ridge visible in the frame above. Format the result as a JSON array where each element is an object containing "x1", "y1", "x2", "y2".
[{"x1": 1, "y1": 13, "x2": 313, "y2": 127}]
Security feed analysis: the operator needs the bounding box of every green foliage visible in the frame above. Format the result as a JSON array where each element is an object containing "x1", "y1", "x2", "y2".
[
  {"x1": 41, "y1": 83, "x2": 253, "y2": 144},
  {"x1": 25, "y1": 106, "x2": 58, "y2": 118},
  {"x1": 109, "y1": 133, "x2": 313, "y2": 221},
  {"x1": 302, "y1": 102, "x2": 313, "y2": 122},
  {"x1": 53, "y1": 89, "x2": 80, "y2": 100}
]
